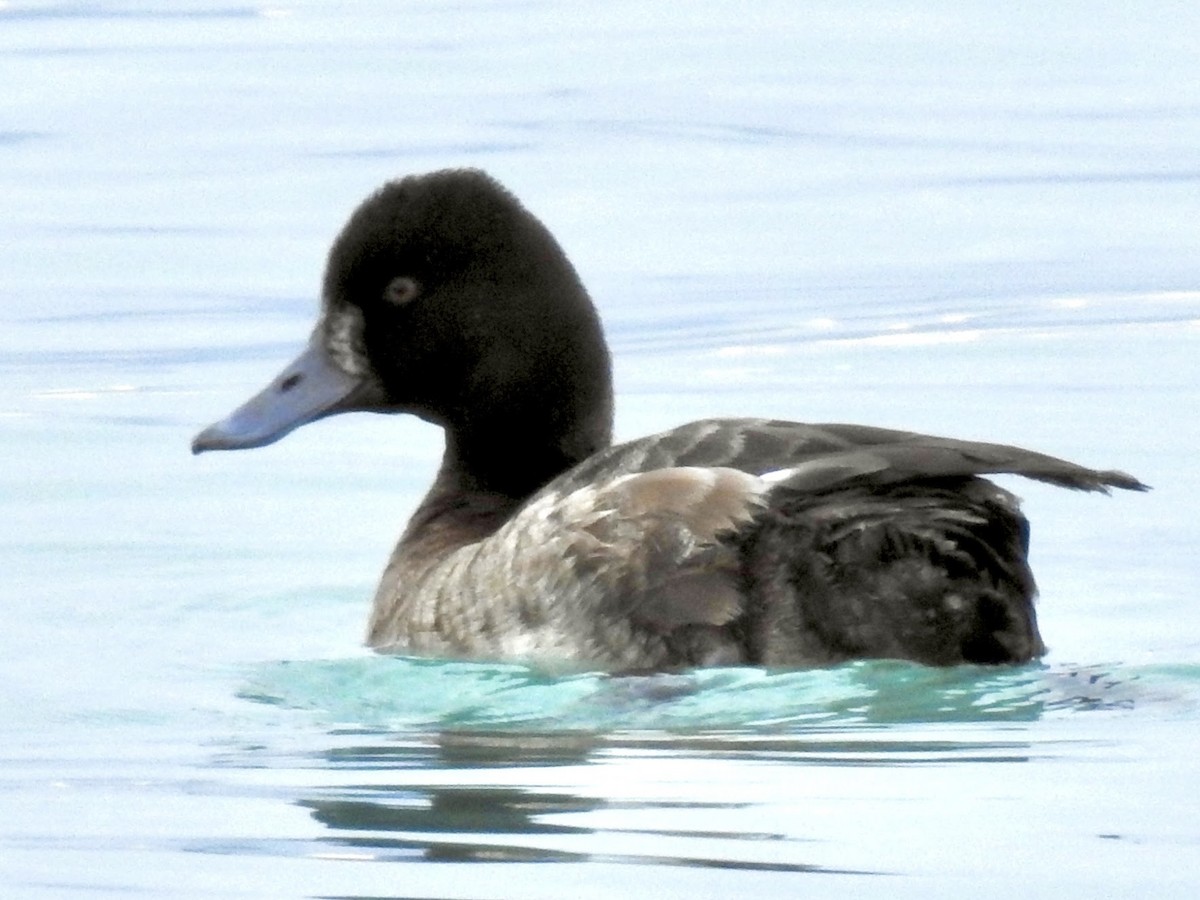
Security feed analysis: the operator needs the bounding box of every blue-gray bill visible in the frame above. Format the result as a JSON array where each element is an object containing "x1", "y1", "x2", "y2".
[{"x1": 191, "y1": 334, "x2": 381, "y2": 454}]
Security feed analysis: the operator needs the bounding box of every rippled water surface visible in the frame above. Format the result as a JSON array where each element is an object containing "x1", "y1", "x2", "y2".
[{"x1": 3, "y1": 2, "x2": 1199, "y2": 897}]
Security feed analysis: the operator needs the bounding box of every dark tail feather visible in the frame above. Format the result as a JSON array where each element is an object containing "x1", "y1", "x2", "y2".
[{"x1": 765, "y1": 439, "x2": 1148, "y2": 496}]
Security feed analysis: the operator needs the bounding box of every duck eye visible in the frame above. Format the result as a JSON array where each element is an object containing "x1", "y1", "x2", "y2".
[{"x1": 383, "y1": 276, "x2": 421, "y2": 306}]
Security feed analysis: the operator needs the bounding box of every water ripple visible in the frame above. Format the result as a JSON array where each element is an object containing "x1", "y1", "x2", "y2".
[{"x1": 240, "y1": 656, "x2": 1199, "y2": 735}]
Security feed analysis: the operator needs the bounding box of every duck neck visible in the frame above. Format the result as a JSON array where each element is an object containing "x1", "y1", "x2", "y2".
[
  {"x1": 399, "y1": 388, "x2": 614, "y2": 559},
  {"x1": 400, "y1": 271, "x2": 615, "y2": 549},
  {"x1": 455, "y1": 396, "x2": 612, "y2": 490}
]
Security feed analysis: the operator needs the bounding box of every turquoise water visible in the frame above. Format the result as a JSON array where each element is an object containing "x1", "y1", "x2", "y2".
[
  {"x1": 245, "y1": 658, "x2": 1195, "y2": 733},
  {"x1": 3, "y1": 2, "x2": 1200, "y2": 897}
]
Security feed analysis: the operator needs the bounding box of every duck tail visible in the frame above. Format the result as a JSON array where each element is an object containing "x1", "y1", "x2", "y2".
[{"x1": 739, "y1": 477, "x2": 1045, "y2": 666}]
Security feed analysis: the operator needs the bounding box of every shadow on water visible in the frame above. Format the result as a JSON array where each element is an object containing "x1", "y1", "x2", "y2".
[{"x1": 256, "y1": 729, "x2": 888, "y2": 876}]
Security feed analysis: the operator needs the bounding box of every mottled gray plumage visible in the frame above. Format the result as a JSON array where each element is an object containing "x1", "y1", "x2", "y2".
[{"x1": 193, "y1": 168, "x2": 1147, "y2": 671}]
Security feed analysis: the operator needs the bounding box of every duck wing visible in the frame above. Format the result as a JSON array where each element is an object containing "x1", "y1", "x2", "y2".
[{"x1": 551, "y1": 418, "x2": 1147, "y2": 495}]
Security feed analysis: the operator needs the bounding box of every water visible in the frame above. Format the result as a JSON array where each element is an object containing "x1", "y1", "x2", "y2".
[{"x1": 3, "y1": 1, "x2": 1200, "y2": 896}]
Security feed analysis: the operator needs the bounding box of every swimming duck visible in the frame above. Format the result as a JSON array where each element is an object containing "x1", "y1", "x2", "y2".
[{"x1": 192, "y1": 168, "x2": 1146, "y2": 671}]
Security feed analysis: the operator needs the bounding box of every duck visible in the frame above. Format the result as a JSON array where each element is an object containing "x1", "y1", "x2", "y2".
[{"x1": 192, "y1": 168, "x2": 1146, "y2": 671}]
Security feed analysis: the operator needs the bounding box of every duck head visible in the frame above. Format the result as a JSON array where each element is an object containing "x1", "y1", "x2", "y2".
[{"x1": 193, "y1": 169, "x2": 615, "y2": 497}]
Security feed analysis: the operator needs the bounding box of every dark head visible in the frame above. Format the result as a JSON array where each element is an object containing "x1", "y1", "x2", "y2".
[{"x1": 193, "y1": 169, "x2": 614, "y2": 498}]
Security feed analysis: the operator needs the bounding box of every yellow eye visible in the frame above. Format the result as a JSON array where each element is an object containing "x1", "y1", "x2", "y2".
[{"x1": 383, "y1": 276, "x2": 421, "y2": 306}]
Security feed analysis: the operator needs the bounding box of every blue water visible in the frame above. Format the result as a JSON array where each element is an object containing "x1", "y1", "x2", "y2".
[{"x1": 3, "y1": 2, "x2": 1200, "y2": 897}]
